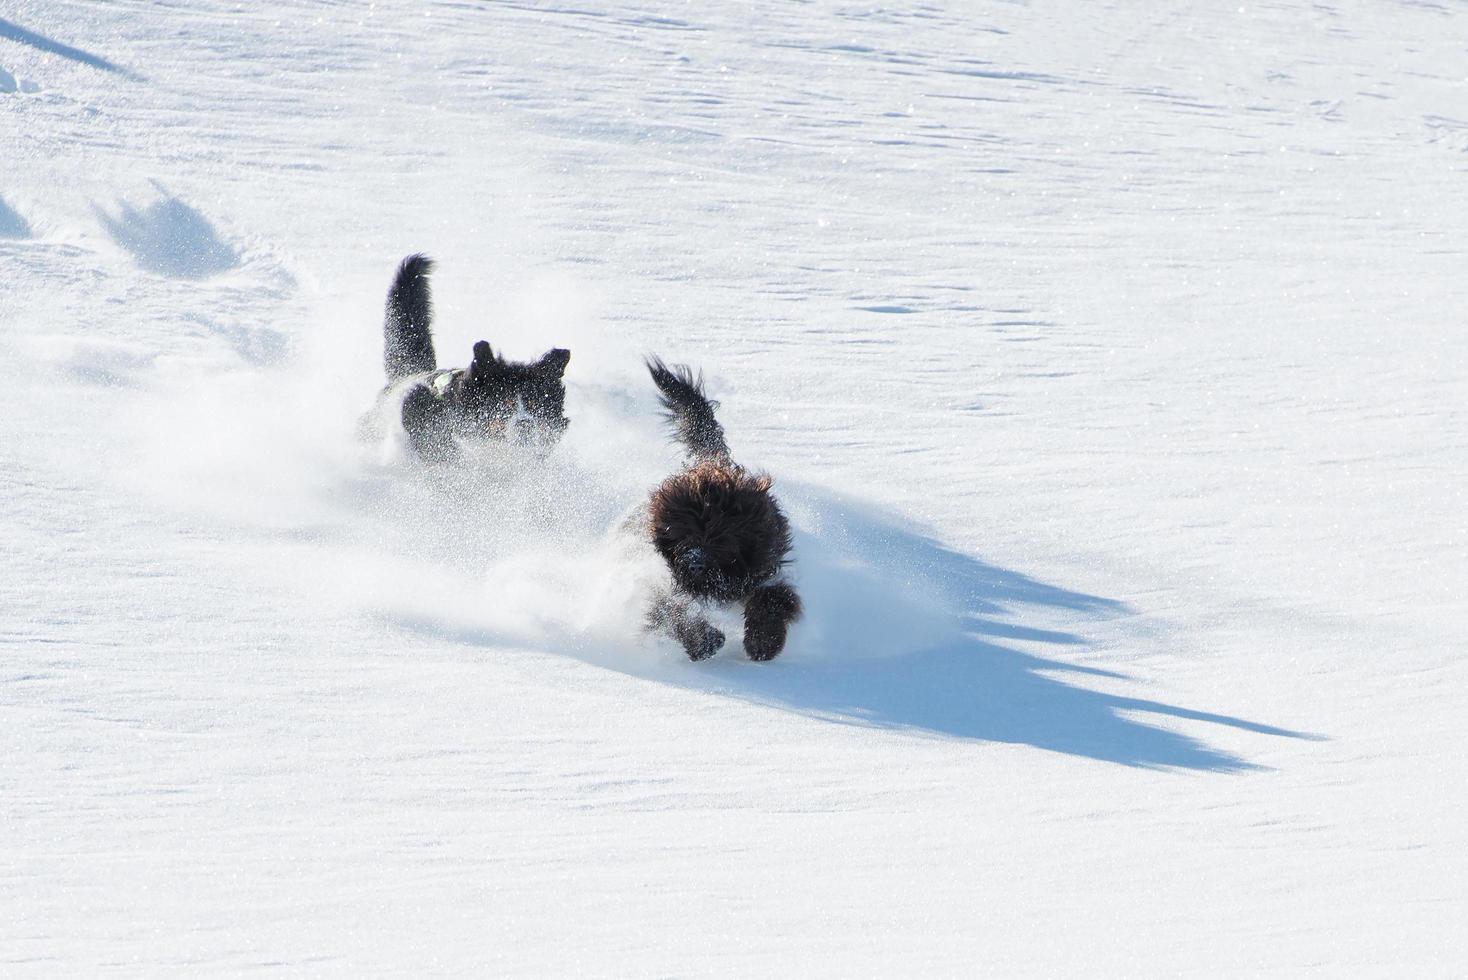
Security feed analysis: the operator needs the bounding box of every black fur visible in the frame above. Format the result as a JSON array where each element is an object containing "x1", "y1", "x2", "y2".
[
  {"x1": 647, "y1": 591, "x2": 726, "y2": 662},
  {"x1": 643, "y1": 357, "x2": 801, "y2": 661},
  {"x1": 743, "y1": 582, "x2": 801, "y2": 661},
  {"x1": 384, "y1": 254, "x2": 436, "y2": 382},
  {"x1": 646, "y1": 356, "x2": 730, "y2": 465},
  {"x1": 375, "y1": 254, "x2": 571, "y2": 464}
]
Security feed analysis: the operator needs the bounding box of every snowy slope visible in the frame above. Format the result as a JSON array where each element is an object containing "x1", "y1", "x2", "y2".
[{"x1": 3, "y1": 0, "x2": 1466, "y2": 974}]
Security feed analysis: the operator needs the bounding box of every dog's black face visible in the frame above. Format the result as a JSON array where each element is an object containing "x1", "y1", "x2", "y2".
[
  {"x1": 457, "y1": 341, "x2": 570, "y2": 450},
  {"x1": 649, "y1": 462, "x2": 793, "y2": 602}
]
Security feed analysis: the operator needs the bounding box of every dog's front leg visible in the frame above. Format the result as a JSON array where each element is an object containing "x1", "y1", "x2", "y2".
[
  {"x1": 401, "y1": 385, "x2": 459, "y2": 464},
  {"x1": 742, "y1": 581, "x2": 802, "y2": 661},
  {"x1": 647, "y1": 590, "x2": 725, "y2": 662}
]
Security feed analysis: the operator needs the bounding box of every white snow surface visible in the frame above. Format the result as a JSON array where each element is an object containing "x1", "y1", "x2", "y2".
[{"x1": 3, "y1": 0, "x2": 1466, "y2": 974}]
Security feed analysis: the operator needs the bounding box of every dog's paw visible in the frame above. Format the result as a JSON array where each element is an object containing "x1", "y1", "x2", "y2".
[
  {"x1": 742, "y1": 582, "x2": 800, "y2": 661},
  {"x1": 686, "y1": 624, "x2": 725, "y2": 662},
  {"x1": 743, "y1": 622, "x2": 787, "y2": 661}
]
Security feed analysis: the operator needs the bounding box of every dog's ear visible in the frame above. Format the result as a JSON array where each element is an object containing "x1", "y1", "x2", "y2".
[
  {"x1": 468, "y1": 340, "x2": 496, "y2": 382},
  {"x1": 534, "y1": 348, "x2": 571, "y2": 378}
]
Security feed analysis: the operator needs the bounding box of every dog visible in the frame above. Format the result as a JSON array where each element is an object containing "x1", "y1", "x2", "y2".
[
  {"x1": 639, "y1": 357, "x2": 801, "y2": 661},
  {"x1": 370, "y1": 253, "x2": 570, "y2": 464}
]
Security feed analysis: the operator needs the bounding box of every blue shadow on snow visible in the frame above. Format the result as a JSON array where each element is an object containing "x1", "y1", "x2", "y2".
[
  {"x1": 0, "y1": 16, "x2": 143, "y2": 81},
  {"x1": 0, "y1": 194, "x2": 32, "y2": 239},
  {"x1": 93, "y1": 186, "x2": 238, "y2": 280},
  {"x1": 681, "y1": 489, "x2": 1320, "y2": 771},
  {"x1": 393, "y1": 486, "x2": 1321, "y2": 772}
]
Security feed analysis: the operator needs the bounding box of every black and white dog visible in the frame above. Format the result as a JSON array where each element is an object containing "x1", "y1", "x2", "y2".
[
  {"x1": 639, "y1": 358, "x2": 801, "y2": 661},
  {"x1": 368, "y1": 254, "x2": 571, "y2": 464}
]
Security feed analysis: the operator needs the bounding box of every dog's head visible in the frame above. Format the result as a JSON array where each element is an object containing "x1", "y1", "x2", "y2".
[
  {"x1": 458, "y1": 341, "x2": 571, "y2": 450},
  {"x1": 649, "y1": 462, "x2": 792, "y2": 601}
]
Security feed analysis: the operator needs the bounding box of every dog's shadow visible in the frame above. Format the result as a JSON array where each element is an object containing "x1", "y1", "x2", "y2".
[
  {"x1": 381, "y1": 474, "x2": 1319, "y2": 770},
  {"x1": 608, "y1": 487, "x2": 1317, "y2": 771},
  {"x1": 93, "y1": 184, "x2": 238, "y2": 280}
]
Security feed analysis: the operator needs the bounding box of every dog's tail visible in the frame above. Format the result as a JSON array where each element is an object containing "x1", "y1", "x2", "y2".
[
  {"x1": 384, "y1": 253, "x2": 436, "y2": 382},
  {"x1": 646, "y1": 356, "x2": 732, "y2": 466}
]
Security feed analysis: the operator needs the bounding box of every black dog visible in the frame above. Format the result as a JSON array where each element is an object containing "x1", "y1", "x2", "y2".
[
  {"x1": 373, "y1": 254, "x2": 570, "y2": 463},
  {"x1": 641, "y1": 357, "x2": 801, "y2": 661}
]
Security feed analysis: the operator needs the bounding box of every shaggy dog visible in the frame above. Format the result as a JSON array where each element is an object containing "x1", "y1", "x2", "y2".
[
  {"x1": 640, "y1": 357, "x2": 801, "y2": 661},
  {"x1": 369, "y1": 253, "x2": 570, "y2": 463}
]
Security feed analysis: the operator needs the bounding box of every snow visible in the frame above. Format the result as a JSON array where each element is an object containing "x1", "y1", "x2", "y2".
[{"x1": 3, "y1": 0, "x2": 1466, "y2": 974}]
